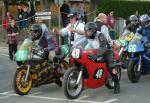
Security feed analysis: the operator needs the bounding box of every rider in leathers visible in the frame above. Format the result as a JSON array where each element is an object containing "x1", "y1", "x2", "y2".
[
  {"x1": 136, "y1": 14, "x2": 150, "y2": 41},
  {"x1": 84, "y1": 22, "x2": 122, "y2": 94},
  {"x1": 30, "y1": 24, "x2": 58, "y2": 61}
]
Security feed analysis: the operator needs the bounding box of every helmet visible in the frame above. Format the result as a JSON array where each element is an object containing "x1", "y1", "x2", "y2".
[
  {"x1": 129, "y1": 15, "x2": 138, "y2": 21},
  {"x1": 30, "y1": 24, "x2": 42, "y2": 41},
  {"x1": 84, "y1": 22, "x2": 97, "y2": 39},
  {"x1": 139, "y1": 14, "x2": 150, "y2": 28}
]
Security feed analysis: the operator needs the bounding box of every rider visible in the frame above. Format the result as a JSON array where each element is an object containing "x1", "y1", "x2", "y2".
[
  {"x1": 136, "y1": 14, "x2": 150, "y2": 40},
  {"x1": 121, "y1": 15, "x2": 139, "y2": 39},
  {"x1": 84, "y1": 22, "x2": 123, "y2": 94},
  {"x1": 125, "y1": 15, "x2": 139, "y2": 33},
  {"x1": 30, "y1": 24, "x2": 58, "y2": 61}
]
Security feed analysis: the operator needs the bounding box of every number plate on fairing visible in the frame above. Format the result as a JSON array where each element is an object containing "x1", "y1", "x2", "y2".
[
  {"x1": 93, "y1": 68, "x2": 104, "y2": 79},
  {"x1": 71, "y1": 48, "x2": 82, "y2": 59}
]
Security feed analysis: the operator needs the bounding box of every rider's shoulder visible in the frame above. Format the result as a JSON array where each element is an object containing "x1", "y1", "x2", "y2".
[{"x1": 136, "y1": 26, "x2": 142, "y2": 32}]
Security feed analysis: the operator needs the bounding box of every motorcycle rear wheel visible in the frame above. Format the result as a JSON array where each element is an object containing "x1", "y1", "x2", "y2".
[
  {"x1": 13, "y1": 68, "x2": 32, "y2": 95},
  {"x1": 63, "y1": 67, "x2": 83, "y2": 99},
  {"x1": 105, "y1": 67, "x2": 121, "y2": 89},
  {"x1": 55, "y1": 61, "x2": 70, "y2": 87}
]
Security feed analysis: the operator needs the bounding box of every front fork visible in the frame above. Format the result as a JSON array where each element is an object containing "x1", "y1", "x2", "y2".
[
  {"x1": 25, "y1": 64, "x2": 30, "y2": 82},
  {"x1": 137, "y1": 56, "x2": 142, "y2": 71},
  {"x1": 76, "y1": 70, "x2": 83, "y2": 85}
]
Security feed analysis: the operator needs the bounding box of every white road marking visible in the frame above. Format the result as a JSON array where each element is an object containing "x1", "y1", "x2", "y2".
[
  {"x1": 103, "y1": 99, "x2": 118, "y2": 103},
  {"x1": 78, "y1": 95, "x2": 90, "y2": 99},
  {"x1": 29, "y1": 92, "x2": 41, "y2": 96},
  {"x1": 0, "y1": 91, "x2": 118, "y2": 103},
  {"x1": 0, "y1": 91, "x2": 14, "y2": 95},
  {"x1": 0, "y1": 95, "x2": 11, "y2": 99},
  {"x1": 0, "y1": 54, "x2": 9, "y2": 57}
]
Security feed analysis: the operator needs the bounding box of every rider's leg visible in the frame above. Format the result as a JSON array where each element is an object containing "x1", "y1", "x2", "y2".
[{"x1": 103, "y1": 49, "x2": 120, "y2": 94}]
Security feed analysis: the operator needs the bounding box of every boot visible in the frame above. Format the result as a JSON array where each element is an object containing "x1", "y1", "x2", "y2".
[{"x1": 114, "y1": 82, "x2": 120, "y2": 94}]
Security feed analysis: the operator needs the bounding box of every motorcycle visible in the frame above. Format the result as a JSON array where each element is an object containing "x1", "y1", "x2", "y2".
[
  {"x1": 13, "y1": 38, "x2": 69, "y2": 95},
  {"x1": 62, "y1": 44, "x2": 122, "y2": 99},
  {"x1": 114, "y1": 31, "x2": 135, "y2": 69},
  {"x1": 127, "y1": 34, "x2": 150, "y2": 83}
]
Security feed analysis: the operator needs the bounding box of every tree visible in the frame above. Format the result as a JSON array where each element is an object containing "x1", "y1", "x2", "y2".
[{"x1": 89, "y1": 0, "x2": 100, "y2": 20}]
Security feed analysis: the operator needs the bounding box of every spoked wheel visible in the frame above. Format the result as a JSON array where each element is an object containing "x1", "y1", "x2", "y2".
[
  {"x1": 13, "y1": 68, "x2": 32, "y2": 95},
  {"x1": 127, "y1": 61, "x2": 142, "y2": 83},
  {"x1": 105, "y1": 67, "x2": 121, "y2": 89},
  {"x1": 63, "y1": 67, "x2": 83, "y2": 99}
]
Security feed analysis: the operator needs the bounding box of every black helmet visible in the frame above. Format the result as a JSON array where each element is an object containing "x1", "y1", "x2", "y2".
[
  {"x1": 129, "y1": 15, "x2": 138, "y2": 21},
  {"x1": 30, "y1": 24, "x2": 42, "y2": 41},
  {"x1": 84, "y1": 22, "x2": 97, "y2": 39},
  {"x1": 139, "y1": 14, "x2": 150, "y2": 28}
]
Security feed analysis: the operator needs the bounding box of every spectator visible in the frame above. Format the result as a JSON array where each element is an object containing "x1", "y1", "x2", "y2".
[
  {"x1": 60, "y1": 0, "x2": 70, "y2": 27},
  {"x1": 79, "y1": 3, "x2": 85, "y2": 23},
  {"x1": 69, "y1": 3, "x2": 76, "y2": 14},
  {"x1": 84, "y1": 11, "x2": 88, "y2": 24},
  {"x1": 3, "y1": 12, "x2": 14, "y2": 30},
  {"x1": 22, "y1": 6, "x2": 29, "y2": 29},
  {"x1": 54, "y1": 12, "x2": 87, "y2": 47},
  {"x1": 107, "y1": 11, "x2": 117, "y2": 40},
  {"x1": 29, "y1": 1, "x2": 36, "y2": 24},
  {"x1": 94, "y1": 13, "x2": 112, "y2": 45},
  {"x1": 6, "y1": 20, "x2": 19, "y2": 61},
  {"x1": 17, "y1": 4, "x2": 23, "y2": 29}
]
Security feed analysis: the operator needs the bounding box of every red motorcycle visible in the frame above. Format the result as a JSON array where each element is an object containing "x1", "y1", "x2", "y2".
[{"x1": 62, "y1": 44, "x2": 121, "y2": 99}]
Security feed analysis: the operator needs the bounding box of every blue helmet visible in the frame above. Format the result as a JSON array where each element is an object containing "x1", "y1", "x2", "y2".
[{"x1": 139, "y1": 14, "x2": 150, "y2": 27}]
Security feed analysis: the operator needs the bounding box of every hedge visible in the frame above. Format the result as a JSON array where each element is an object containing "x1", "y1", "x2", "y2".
[{"x1": 97, "y1": 0, "x2": 150, "y2": 19}]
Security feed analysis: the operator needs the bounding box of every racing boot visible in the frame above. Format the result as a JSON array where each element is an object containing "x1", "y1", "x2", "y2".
[
  {"x1": 114, "y1": 82, "x2": 120, "y2": 94},
  {"x1": 110, "y1": 68, "x2": 120, "y2": 94}
]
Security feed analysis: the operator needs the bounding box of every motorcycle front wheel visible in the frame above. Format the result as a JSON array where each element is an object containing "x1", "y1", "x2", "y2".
[
  {"x1": 127, "y1": 60, "x2": 142, "y2": 83},
  {"x1": 63, "y1": 67, "x2": 83, "y2": 99},
  {"x1": 13, "y1": 68, "x2": 32, "y2": 95}
]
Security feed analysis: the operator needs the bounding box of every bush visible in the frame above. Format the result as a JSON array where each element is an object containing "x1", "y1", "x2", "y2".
[{"x1": 98, "y1": 0, "x2": 150, "y2": 19}]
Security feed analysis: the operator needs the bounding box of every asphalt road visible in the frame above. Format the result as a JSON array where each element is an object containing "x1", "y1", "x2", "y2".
[{"x1": 0, "y1": 47, "x2": 150, "y2": 103}]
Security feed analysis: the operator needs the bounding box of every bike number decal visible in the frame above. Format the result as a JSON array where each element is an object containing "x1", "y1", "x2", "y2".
[
  {"x1": 94, "y1": 69, "x2": 103, "y2": 79},
  {"x1": 71, "y1": 48, "x2": 81, "y2": 59},
  {"x1": 128, "y1": 45, "x2": 137, "y2": 52}
]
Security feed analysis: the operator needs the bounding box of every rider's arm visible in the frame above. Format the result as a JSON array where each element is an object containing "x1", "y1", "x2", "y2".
[
  {"x1": 43, "y1": 31, "x2": 55, "y2": 51},
  {"x1": 68, "y1": 23, "x2": 85, "y2": 35}
]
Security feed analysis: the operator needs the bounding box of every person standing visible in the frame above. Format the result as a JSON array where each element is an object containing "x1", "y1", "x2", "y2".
[
  {"x1": 3, "y1": 12, "x2": 14, "y2": 30},
  {"x1": 54, "y1": 12, "x2": 87, "y2": 47},
  {"x1": 6, "y1": 20, "x2": 19, "y2": 61},
  {"x1": 94, "y1": 13, "x2": 112, "y2": 45},
  {"x1": 79, "y1": 3, "x2": 85, "y2": 23},
  {"x1": 17, "y1": 4, "x2": 23, "y2": 29},
  {"x1": 107, "y1": 11, "x2": 117, "y2": 40},
  {"x1": 60, "y1": 0, "x2": 70, "y2": 27},
  {"x1": 94, "y1": 13, "x2": 121, "y2": 94},
  {"x1": 22, "y1": 6, "x2": 29, "y2": 29}
]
